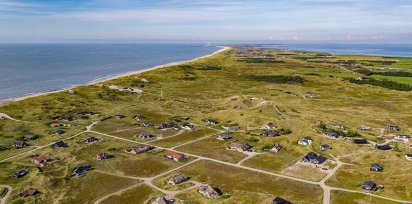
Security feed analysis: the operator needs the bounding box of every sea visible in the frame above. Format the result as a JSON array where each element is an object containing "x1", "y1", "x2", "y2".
[
  {"x1": 1, "y1": 43, "x2": 412, "y2": 101},
  {"x1": 0, "y1": 44, "x2": 219, "y2": 101}
]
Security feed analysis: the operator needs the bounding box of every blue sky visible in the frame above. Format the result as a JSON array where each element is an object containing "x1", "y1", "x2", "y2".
[{"x1": 0, "y1": 0, "x2": 411, "y2": 43}]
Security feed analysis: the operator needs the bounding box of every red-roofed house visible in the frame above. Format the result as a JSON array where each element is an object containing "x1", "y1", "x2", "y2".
[
  {"x1": 32, "y1": 156, "x2": 49, "y2": 167},
  {"x1": 165, "y1": 152, "x2": 186, "y2": 162}
]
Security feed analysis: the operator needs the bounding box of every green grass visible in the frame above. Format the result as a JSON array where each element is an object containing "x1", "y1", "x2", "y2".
[
  {"x1": 330, "y1": 191, "x2": 403, "y2": 204},
  {"x1": 175, "y1": 137, "x2": 247, "y2": 163},
  {"x1": 100, "y1": 184, "x2": 162, "y2": 204},
  {"x1": 175, "y1": 160, "x2": 323, "y2": 204},
  {"x1": 149, "y1": 128, "x2": 218, "y2": 148},
  {"x1": 326, "y1": 151, "x2": 412, "y2": 200},
  {"x1": 242, "y1": 150, "x2": 302, "y2": 173}
]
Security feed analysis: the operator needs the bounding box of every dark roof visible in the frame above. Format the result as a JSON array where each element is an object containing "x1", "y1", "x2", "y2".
[
  {"x1": 115, "y1": 114, "x2": 125, "y2": 118},
  {"x1": 97, "y1": 152, "x2": 113, "y2": 160},
  {"x1": 12, "y1": 140, "x2": 26, "y2": 147},
  {"x1": 362, "y1": 181, "x2": 376, "y2": 190},
  {"x1": 273, "y1": 197, "x2": 293, "y2": 204},
  {"x1": 206, "y1": 119, "x2": 219, "y2": 124},
  {"x1": 168, "y1": 173, "x2": 188, "y2": 185},
  {"x1": 217, "y1": 134, "x2": 232, "y2": 140},
  {"x1": 84, "y1": 137, "x2": 101, "y2": 143},
  {"x1": 55, "y1": 130, "x2": 65, "y2": 135},
  {"x1": 134, "y1": 115, "x2": 145, "y2": 120},
  {"x1": 23, "y1": 135, "x2": 38, "y2": 140},
  {"x1": 376, "y1": 145, "x2": 392, "y2": 150},
  {"x1": 157, "y1": 123, "x2": 175, "y2": 129},
  {"x1": 326, "y1": 131, "x2": 338, "y2": 137},
  {"x1": 12, "y1": 170, "x2": 29, "y2": 178},
  {"x1": 320, "y1": 144, "x2": 331, "y2": 151},
  {"x1": 370, "y1": 163, "x2": 383, "y2": 171},
  {"x1": 387, "y1": 125, "x2": 400, "y2": 130},
  {"x1": 71, "y1": 164, "x2": 92, "y2": 177},
  {"x1": 53, "y1": 140, "x2": 68, "y2": 148},
  {"x1": 141, "y1": 122, "x2": 153, "y2": 127},
  {"x1": 302, "y1": 152, "x2": 327, "y2": 164},
  {"x1": 262, "y1": 131, "x2": 280, "y2": 137},
  {"x1": 138, "y1": 132, "x2": 156, "y2": 138},
  {"x1": 229, "y1": 142, "x2": 252, "y2": 151},
  {"x1": 54, "y1": 115, "x2": 75, "y2": 121},
  {"x1": 79, "y1": 111, "x2": 95, "y2": 116},
  {"x1": 353, "y1": 139, "x2": 368, "y2": 144}
]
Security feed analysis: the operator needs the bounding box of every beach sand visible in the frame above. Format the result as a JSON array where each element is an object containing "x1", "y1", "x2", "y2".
[{"x1": 0, "y1": 46, "x2": 230, "y2": 106}]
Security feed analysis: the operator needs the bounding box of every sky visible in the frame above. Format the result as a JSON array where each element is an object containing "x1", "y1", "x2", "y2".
[{"x1": 0, "y1": 0, "x2": 412, "y2": 43}]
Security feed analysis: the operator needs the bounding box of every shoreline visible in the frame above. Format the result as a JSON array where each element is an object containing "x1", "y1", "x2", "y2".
[{"x1": 0, "y1": 46, "x2": 230, "y2": 106}]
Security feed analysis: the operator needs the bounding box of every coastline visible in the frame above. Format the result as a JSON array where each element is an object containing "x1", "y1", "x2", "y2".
[{"x1": 0, "y1": 46, "x2": 230, "y2": 106}]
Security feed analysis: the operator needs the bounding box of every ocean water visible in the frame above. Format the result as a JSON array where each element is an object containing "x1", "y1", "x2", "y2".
[
  {"x1": 258, "y1": 43, "x2": 412, "y2": 57},
  {"x1": 0, "y1": 44, "x2": 219, "y2": 101}
]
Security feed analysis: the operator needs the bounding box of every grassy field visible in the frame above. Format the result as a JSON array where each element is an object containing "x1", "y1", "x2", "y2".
[
  {"x1": 100, "y1": 184, "x2": 162, "y2": 204},
  {"x1": 1, "y1": 47, "x2": 411, "y2": 203},
  {"x1": 175, "y1": 160, "x2": 323, "y2": 204},
  {"x1": 242, "y1": 150, "x2": 302, "y2": 173},
  {"x1": 175, "y1": 135, "x2": 248, "y2": 163},
  {"x1": 149, "y1": 128, "x2": 219, "y2": 148},
  {"x1": 326, "y1": 150, "x2": 412, "y2": 200},
  {"x1": 330, "y1": 191, "x2": 402, "y2": 204}
]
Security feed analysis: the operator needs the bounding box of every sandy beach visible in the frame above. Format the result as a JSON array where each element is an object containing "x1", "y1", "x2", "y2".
[{"x1": 0, "y1": 46, "x2": 230, "y2": 106}]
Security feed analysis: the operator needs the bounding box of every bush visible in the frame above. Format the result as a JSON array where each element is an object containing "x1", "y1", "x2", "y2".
[{"x1": 318, "y1": 123, "x2": 327, "y2": 130}]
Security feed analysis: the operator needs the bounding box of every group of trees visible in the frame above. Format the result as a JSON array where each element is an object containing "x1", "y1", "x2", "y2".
[
  {"x1": 238, "y1": 58, "x2": 284, "y2": 63},
  {"x1": 355, "y1": 69, "x2": 412, "y2": 77},
  {"x1": 344, "y1": 77, "x2": 412, "y2": 92},
  {"x1": 248, "y1": 75, "x2": 304, "y2": 84}
]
